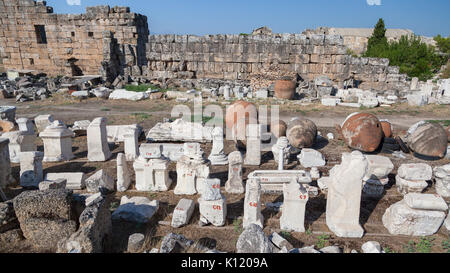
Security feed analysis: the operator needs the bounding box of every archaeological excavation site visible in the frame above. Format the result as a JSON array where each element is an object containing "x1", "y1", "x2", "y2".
[{"x1": 0, "y1": 0, "x2": 449, "y2": 259}]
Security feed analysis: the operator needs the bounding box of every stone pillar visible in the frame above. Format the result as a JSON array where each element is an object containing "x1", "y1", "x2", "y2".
[
  {"x1": 0, "y1": 138, "x2": 12, "y2": 189},
  {"x1": 174, "y1": 143, "x2": 210, "y2": 195},
  {"x1": 244, "y1": 124, "x2": 262, "y2": 166},
  {"x1": 243, "y1": 177, "x2": 264, "y2": 229},
  {"x1": 208, "y1": 127, "x2": 228, "y2": 165},
  {"x1": 198, "y1": 178, "x2": 227, "y2": 227},
  {"x1": 272, "y1": 136, "x2": 291, "y2": 166},
  {"x1": 39, "y1": 121, "x2": 74, "y2": 162},
  {"x1": 2, "y1": 131, "x2": 37, "y2": 163},
  {"x1": 19, "y1": 151, "x2": 44, "y2": 188},
  {"x1": 117, "y1": 153, "x2": 131, "y2": 192},
  {"x1": 133, "y1": 145, "x2": 171, "y2": 192},
  {"x1": 16, "y1": 118, "x2": 35, "y2": 134},
  {"x1": 87, "y1": 117, "x2": 112, "y2": 162},
  {"x1": 225, "y1": 151, "x2": 245, "y2": 194},
  {"x1": 326, "y1": 151, "x2": 368, "y2": 238},
  {"x1": 123, "y1": 127, "x2": 139, "y2": 161},
  {"x1": 34, "y1": 114, "x2": 54, "y2": 133},
  {"x1": 280, "y1": 179, "x2": 309, "y2": 232}
]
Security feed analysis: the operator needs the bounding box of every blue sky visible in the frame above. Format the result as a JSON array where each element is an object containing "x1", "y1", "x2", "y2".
[{"x1": 50, "y1": 0, "x2": 450, "y2": 37}]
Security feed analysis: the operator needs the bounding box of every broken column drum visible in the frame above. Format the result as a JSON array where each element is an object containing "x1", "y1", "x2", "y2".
[
  {"x1": 39, "y1": 121, "x2": 74, "y2": 162},
  {"x1": 87, "y1": 117, "x2": 112, "y2": 162},
  {"x1": 326, "y1": 151, "x2": 368, "y2": 238}
]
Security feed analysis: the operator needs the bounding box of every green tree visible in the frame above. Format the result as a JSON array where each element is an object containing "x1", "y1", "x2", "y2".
[
  {"x1": 365, "y1": 18, "x2": 389, "y2": 56},
  {"x1": 434, "y1": 35, "x2": 450, "y2": 54}
]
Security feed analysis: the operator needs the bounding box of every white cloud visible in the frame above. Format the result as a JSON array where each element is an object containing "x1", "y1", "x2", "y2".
[
  {"x1": 367, "y1": 0, "x2": 382, "y2": 5},
  {"x1": 66, "y1": 0, "x2": 81, "y2": 5}
]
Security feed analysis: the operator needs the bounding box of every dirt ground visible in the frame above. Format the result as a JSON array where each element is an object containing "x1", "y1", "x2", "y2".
[{"x1": 0, "y1": 95, "x2": 449, "y2": 253}]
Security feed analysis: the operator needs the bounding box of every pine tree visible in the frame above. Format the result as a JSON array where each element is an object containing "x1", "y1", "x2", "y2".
[{"x1": 365, "y1": 18, "x2": 388, "y2": 56}]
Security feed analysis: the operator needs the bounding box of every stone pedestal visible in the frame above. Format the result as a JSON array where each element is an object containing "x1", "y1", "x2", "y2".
[
  {"x1": 133, "y1": 156, "x2": 172, "y2": 192},
  {"x1": 123, "y1": 127, "x2": 140, "y2": 161},
  {"x1": 243, "y1": 177, "x2": 264, "y2": 229},
  {"x1": 39, "y1": 121, "x2": 74, "y2": 162},
  {"x1": 16, "y1": 118, "x2": 35, "y2": 134},
  {"x1": 434, "y1": 164, "x2": 450, "y2": 198},
  {"x1": 244, "y1": 124, "x2": 262, "y2": 166},
  {"x1": 0, "y1": 138, "x2": 12, "y2": 188},
  {"x1": 326, "y1": 151, "x2": 368, "y2": 238},
  {"x1": 396, "y1": 163, "x2": 432, "y2": 195},
  {"x1": 34, "y1": 115, "x2": 54, "y2": 133},
  {"x1": 174, "y1": 143, "x2": 210, "y2": 195},
  {"x1": 87, "y1": 117, "x2": 112, "y2": 162},
  {"x1": 198, "y1": 196, "x2": 227, "y2": 227},
  {"x1": 280, "y1": 179, "x2": 309, "y2": 232},
  {"x1": 208, "y1": 127, "x2": 228, "y2": 165},
  {"x1": 2, "y1": 131, "x2": 37, "y2": 163},
  {"x1": 225, "y1": 151, "x2": 245, "y2": 194},
  {"x1": 362, "y1": 155, "x2": 394, "y2": 197},
  {"x1": 19, "y1": 152, "x2": 44, "y2": 188}
]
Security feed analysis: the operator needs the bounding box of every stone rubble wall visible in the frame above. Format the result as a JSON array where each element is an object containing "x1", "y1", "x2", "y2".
[
  {"x1": 0, "y1": 0, "x2": 148, "y2": 77},
  {"x1": 145, "y1": 33, "x2": 408, "y2": 90}
]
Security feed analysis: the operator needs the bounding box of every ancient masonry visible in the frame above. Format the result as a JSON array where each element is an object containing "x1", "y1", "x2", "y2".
[
  {"x1": 0, "y1": 0, "x2": 148, "y2": 81},
  {"x1": 0, "y1": 1, "x2": 407, "y2": 90}
]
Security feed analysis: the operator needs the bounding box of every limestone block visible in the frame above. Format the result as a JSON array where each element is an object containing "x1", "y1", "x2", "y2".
[
  {"x1": 382, "y1": 200, "x2": 446, "y2": 236},
  {"x1": 0, "y1": 138, "x2": 12, "y2": 189},
  {"x1": 16, "y1": 118, "x2": 35, "y2": 134},
  {"x1": 2, "y1": 131, "x2": 37, "y2": 163},
  {"x1": 236, "y1": 224, "x2": 272, "y2": 253},
  {"x1": 434, "y1": 164, "x2": 450, "y2": 198},
  {"x1": 19, "y1": 152, "x2": 44, "y2": 188},
  {"x1": 171, "y1": 199, "x2": 195, "y2": 228},
  {"x1": 198, "y1": 195, "x2": 227, "y2": 227},
  {"x1": 123, "y1": 127, "x2": 140, "y2": 161},
  {"x1": 128, "y1": 233, "x2": 145, "y2": 253},
  {"x1": 362, "y1": 241, "x2": 382, "y2": 253},
  {"x1": 87, "y1": 118, "x2": 112, "y2": 162},
  {"x1": 243, "y1": 178, "x2": 264, "y2": 229},
  {"x1": 298, "y1": 148, "x2": 326, "y2": 168},
  {"x1": 396, "y1": 175, "x2": 428, "y2": 195},
  {"x1": 244, "y1": 124, "x2": 262, "y2": 166},
  {"x1": 45, "y1": 173, "x2": 87, "y2": 190},
  {"x1": 202, "y1": 178, "x2": 222, "y2": 201},
  {"x1": 112, "y1": 196, "x2": 159, "y2": 223},
  {"x1": 34, "y1": 115, "x2": 54, "y2": 133},
  {"x1": 364, "y1": 155, "x2": 394, "y2": 181},
  {"x1": 272, "y1": 137, "x2": 291, "y2": 165},
  {"x1": 39, "y1": 179, "x2": 67, "y2": 191},
  {"x1": 174, "y1": 155, "x2": 210, "y2": 195},
  {"x1": 109, "y1": 89, "x2": 149, "y2": 101},
  {"x1": 117, "y1": 153, "x2": 131, "y2": 192},
  {"x1": 398, "y1": 163, "x2": 433, "y2": 181},
  {"x1": 225, "y1": 151, "x2": 245, "y2": 194},
  {"x1": 326, "y1": 151, "x2": 368, "y2": 238},
  {"x1": 85, "y1": 170, "x2": 115, "y2": 193},
  {"x1": 404, "y1": 193, "x2": 448, "y2": 212}
]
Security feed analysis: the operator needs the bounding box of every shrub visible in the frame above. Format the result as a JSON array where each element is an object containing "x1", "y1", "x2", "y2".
[{"x1": 434, "y1": 35, "x2": 450, "y2": 54}]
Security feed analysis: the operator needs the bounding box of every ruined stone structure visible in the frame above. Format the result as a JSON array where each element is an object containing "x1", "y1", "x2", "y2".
[
  {"x1": 146, "y1": 33, "x2": 407, "y2": 90},
  {"x1": 304, "y1": 27, "x2": 436, "y2": 55},
  {"x1": 0, "y1": 1, "x2": 409, "y2": 91},
  {"x1": 0, "y1": 0, "x2": 148, "y2": 79}
]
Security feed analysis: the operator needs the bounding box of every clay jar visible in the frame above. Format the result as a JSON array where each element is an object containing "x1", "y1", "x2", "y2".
[
  {"x1": 225, "y1": 100, "x2": 258, "y2": 142},
  {"x1": 274, "y1": 80, "x2": 296, "y2": 100},
  {"x1": 339, "y1": 113, "x2": 383, "y2": 153}
]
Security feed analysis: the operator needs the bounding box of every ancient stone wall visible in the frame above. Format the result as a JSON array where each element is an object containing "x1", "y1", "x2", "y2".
[
  {"x1": 0, "y1": 0, "x2": 148, "y2": 77},
  {"x1": 145, "y1": 33, "x2": 407, "y2": 90}
]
